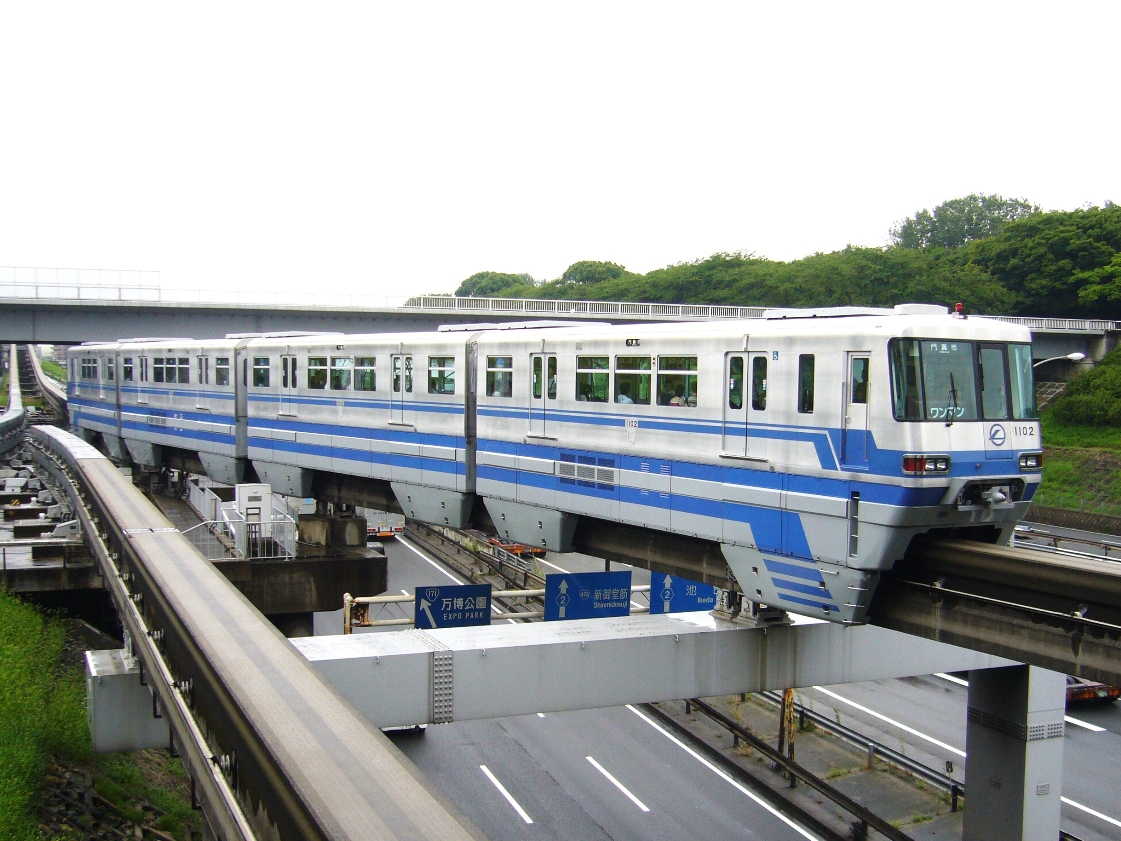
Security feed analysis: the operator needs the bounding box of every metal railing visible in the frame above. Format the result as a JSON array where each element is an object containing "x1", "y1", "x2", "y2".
[
  {"x1": 183, "y1": 477, "x2": 297, "y2": 561},
  {"x1": 0, "y1": 267, "x2": 161, "y2": 301},
  {"x1": 403, "y1": 294, "x2": 767, "y2": 320}
]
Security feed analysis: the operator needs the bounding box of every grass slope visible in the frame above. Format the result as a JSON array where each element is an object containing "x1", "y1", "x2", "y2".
[{"x1": 0, "y1": 595, "x2": 89, "y2": 839}]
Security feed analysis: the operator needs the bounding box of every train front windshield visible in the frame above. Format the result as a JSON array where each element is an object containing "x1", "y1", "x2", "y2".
[{"x1": 889, "y1": 339, "x2": 1036, "y2": 422}]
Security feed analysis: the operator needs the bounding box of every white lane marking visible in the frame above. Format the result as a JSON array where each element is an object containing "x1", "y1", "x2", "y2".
[
  {"x1": 1065, "y1": 716, "x2": 1106, "y2": 732},
  {"x1": 537, "y1": 713, "x2": 545, "y2": 718},
  {"x1": 398, "y1": 537, "x2": 465, "y2": 584},
  {"x1": 934, "y1": 674, "x2": 1105, "y2": 732},
  {"x1": 586, "y1": 756, "x2": 650, "y2": 812},
  {"x1": 828, "y1": 679, "x2": 1119, "y2": 826},
  {"x1": 1062, "y1": 796, "x2": 1121, "y2": 829},
  {"x1": 627, "y1": 705, "x2": 820, "y2": 840},
  {"x1": 537, "y1": 557, "x2": 570, "y2": 573},
  {"x1": 811, "y1": 686, "x2": 965, "y2": 757},
  {"x1": 480, "y1": 765, "x2": 533, "y2": 824},
  {"x1": 400, "y1": 589, "x2": 409, "y2": 596}
]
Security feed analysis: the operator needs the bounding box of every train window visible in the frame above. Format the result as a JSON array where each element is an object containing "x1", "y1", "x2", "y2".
[
  {"x1": 728, "y1": 357, "x2": 744, "y2": 409},
  {"x1": 751, "y1": 357, "x2": 767, "y2": 411},
  {"x1": 252, "y1": 357, "x2": 270, "y2": 388},
  {"x1": 576, "y1": 356, "x2": 609, "y2": 402},
  {"x1": 354, "y1": 357, "x2": 376, "y2": 391},
  {"x1": 979, "y1": 345, "x2": 1009, "y2": 420},
  {"x1": 215, "y1": 357, "x2": 230, "y2": 387},
  {"x1": 889, "y1": 339, "x2": 923, "y2": 419},
  {"x1": 122, "y1": 358, "x2": 134, "y2": 382},
  {"x1": 393, "y1": 356, "x2": 414, "y2": 393},
  {"x1": 615, "y1": 357, "x2": 650, "y2": 404},
  {"x1": 331, "y1": 357, "x2": 352, "y2": 390},
  {"x1": 1009, "y1": 344, "x2": 1037, "y2": 419},
  {"x1": 198, "y1": 356, "x2": 209, "y2": 385},
  {"x1": 178, "y1": 358, "x2": 190, "y2": 384},
  {"x1": 850, "y1": 358, "x2": 868, "y2": 405},
  {"x1": 486, "y1": 356, "x2": 513, "y2": 398},
  {"x1": 81, "y1": 357, "x2": 96, "y2": 380},
  {"x1": 140, "y1": 357, "x2": 149, "y2": 382},
  {"x1": 532, "y1": 357, "x2": 542, "y2": 399},
  {"x1": 106, "y1": 359, "x2": 115, "y2": 381},
  {"x1": 428, "y1": 356, "x2": 455, "y2": 394},
  {"x1": 797, "y1": 354, "x2": 814, "y2": 413},
  {"x1": 307, "y1": 357, "x2": 327, "y2": 389},
  {"x1": 658, "y1": 356, "x2": 698, "y2": 406},
  {"x1": 153, "y1": 357, "x2": 166, "y2": 383},
  {"x1": 548, "y1": 356, "x2": 557, "y2": 399},
  {"x1": 889, "y1": 339, "x2": 979, "y2": 421}
]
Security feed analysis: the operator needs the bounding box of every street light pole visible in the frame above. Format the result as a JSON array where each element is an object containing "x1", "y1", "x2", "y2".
[{"x1": 1033, "y1": 352, "x2": 1086, "y2": 369}]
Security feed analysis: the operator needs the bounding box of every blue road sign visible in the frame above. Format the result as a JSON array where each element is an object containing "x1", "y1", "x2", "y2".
[
  {"x1": 544, "y1": 571, "x2": 632, "y2": 621},
  {"x1": 414, "y1": 584, "x2": 492, "y2": 629},
  {"x1": 649, "y1": 573, "x2": 718, "y2": 614}
]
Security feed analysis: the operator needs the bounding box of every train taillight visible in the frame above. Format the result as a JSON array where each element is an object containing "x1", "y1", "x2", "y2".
[
  {"x1": 902, "y1": 454, "x2": 951, "y2": 475},
  {"x1": 1018, "y1": 452, "x2": 1043, "y2": 470}
]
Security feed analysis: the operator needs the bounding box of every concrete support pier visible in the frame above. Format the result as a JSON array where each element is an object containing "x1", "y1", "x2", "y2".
[{"x1": 964, "y1": 665, "x2": 1065, "y2": 841}]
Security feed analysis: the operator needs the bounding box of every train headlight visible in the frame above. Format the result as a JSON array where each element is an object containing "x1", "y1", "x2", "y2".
[
  {"x1": 902, "y1": 454, "x2": 951, "y2": 475},
  {"x1": 1018, "y1": 452, "x2": 1043, "y2": 471}
]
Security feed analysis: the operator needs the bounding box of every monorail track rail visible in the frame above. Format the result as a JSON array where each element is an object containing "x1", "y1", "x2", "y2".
[
  {"x1": 28, "y1": 425, "x2": 484, "y2": 841},
  {"x1": 873, "y1": 537, "x2": 1121, "y2": 686}
]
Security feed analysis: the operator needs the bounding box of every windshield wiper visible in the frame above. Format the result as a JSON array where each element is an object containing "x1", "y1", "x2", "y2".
[{"x1": 947, "y1": 372, "x2": 959, "y2": 427}]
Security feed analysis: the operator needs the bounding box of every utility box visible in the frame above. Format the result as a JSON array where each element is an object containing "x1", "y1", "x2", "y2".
[
  {"x1": 235, "y1": 483, "x2": 273, "y2": 524},
  {"x1": 85, "y1": 649, "x2": 169, "y2": 753}
]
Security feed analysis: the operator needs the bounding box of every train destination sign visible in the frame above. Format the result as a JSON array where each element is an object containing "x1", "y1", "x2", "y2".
[
  {"x1": 414, "y1": 584, "x2": 492, "y2": 629},
  {"x1": 649, "y1": 574, "x2": 718, "y2": 614},
  {"x1": 544, "y1": 571, "x2": 632, "y2": 621}
]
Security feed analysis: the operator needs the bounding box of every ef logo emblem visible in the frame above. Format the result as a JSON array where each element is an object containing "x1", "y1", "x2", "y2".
[{"x1": 988, "y1": 424, "x2": 1007, "y2": 447}]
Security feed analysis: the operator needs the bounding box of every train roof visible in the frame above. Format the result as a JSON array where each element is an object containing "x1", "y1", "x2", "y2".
[{"x1": 69, "y1": 304, "x2": 1031, "y2": 352}]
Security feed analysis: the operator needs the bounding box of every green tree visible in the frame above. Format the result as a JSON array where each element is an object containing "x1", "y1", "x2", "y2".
[
  {"x1": 964, "y1": 204, "x2": 1121, "y2": 317},
  {"x1": 891, "y1": 194, "x2": 1039, "y2": 249},
  {"x1": 560, "y1": 261, "x2": 632, "y2": 285},
  {"x1": 454, "y1": 271, "x2": 537, "y2": 298}
]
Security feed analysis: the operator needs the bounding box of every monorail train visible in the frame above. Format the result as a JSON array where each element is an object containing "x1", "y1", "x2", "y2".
[{"x1": 68, "y1": 304, "x2": 1043, "y2": 624}]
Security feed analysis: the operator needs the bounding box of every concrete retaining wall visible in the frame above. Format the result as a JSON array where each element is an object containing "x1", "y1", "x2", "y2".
[{"x1": 1025, "y1": 504, "x2": 1121, "y2": 536}]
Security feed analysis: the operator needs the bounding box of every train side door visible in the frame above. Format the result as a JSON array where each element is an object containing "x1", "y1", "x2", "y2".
[
  {"x1": 529, "y1": 352, "x2": 557, "y2": 436},
  {"x1": 723, "y1": 352, "x2": 768, "y2": 458},
  {"x1": 841, "y1": 352, "x2": 870, "y2": 469},
  {"x1": 746, "y1": 352, "x2": 770, "y2": 459},
  {"x1": 196, "y1": 352, "x2": 209, "y2": 410},
  {"x1": 722, "y1": 353, "x2": 747, "y2": 456},
  {"x1": 279, "y1": 353, "x2": 298, "y2": 416},
  {"x1": 137, "y1": 357, "x2": 149, "y2": 405},
  {"x1": 391, "y1": 354, "x2": 414, "y2": 424}
]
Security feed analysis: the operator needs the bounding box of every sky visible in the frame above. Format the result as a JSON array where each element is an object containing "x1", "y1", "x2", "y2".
[{"x1": 1, "y1": 2, "x2": 1118, "y2": 302}]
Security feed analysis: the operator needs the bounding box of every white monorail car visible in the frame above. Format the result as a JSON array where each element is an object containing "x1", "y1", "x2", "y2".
[{"x1": 69, "y1": 305, "x2": 1042, "y2": 623}]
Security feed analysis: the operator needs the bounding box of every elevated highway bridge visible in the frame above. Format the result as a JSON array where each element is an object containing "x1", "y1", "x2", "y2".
[{"x1": 0, "y1": 271, "x2": 1116, "y2": 373}]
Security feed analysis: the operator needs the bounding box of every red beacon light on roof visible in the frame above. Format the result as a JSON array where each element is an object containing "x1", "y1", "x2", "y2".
[{"x1": 953, "y1": 302, "x2": 967, "y2": 319}]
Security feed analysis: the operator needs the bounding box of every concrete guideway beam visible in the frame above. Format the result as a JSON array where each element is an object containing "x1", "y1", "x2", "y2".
[
  {"x1": 292, "y1": 613, "x2": 1016, "y2": 729},
  {"x1": 964, "y1": 665, "x2": 1065, "y2": 841}
]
